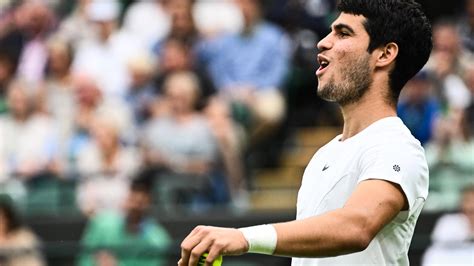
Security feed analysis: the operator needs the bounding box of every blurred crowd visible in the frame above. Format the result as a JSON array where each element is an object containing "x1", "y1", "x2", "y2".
[
  {"x1": 398, "y1": 14, "x2": 474, "y2": 212},
  {"x1": 0, "y1": 0, "x2": 473, "y2": 265},
  {"x1": 0, "y1": 0, "x2": 295, "y2": 215}
]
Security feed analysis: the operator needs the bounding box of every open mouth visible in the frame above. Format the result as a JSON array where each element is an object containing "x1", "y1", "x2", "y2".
[
  {"x1": 316, "y1": 55, "x2": 330, "y2": 75},
  {"x1": 319, "y1": 60, "x2": 329, "y2": 70}
]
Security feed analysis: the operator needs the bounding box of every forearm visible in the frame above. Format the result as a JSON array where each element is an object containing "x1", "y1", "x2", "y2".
[{"x1": 272, "y1": 208, "x2": 373, "y2": 258}]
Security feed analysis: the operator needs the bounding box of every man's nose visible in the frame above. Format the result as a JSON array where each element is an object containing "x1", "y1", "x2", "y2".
[{"x1": 317, "y1": 33, "x2": 332, "y2": 52}]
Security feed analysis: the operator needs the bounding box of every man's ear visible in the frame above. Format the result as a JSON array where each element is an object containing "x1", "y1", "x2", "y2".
[{"x1": 375, "y1": 42, "x2": 398, "y2": 68}]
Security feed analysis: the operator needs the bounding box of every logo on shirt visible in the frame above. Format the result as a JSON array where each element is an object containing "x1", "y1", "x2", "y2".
[
  {"x1": 393, "y1": 165, "x2": 401, "y2": 172},
  {"x1": 322, "y1": 164, "x2": 330, "y2": 171}
]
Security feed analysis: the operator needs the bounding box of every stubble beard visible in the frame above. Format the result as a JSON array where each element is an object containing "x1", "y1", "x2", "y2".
[{"x1": 317, "y1": 54, "x2": 373, "y2": 107}]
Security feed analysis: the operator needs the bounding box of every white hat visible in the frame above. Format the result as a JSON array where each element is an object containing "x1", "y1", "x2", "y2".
[{"x1": 87, "y1": 0, "x2": 120, "y2": 22}]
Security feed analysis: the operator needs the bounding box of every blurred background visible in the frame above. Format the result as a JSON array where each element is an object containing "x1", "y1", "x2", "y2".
[{"x1": 0, "y1": 0, "x2": 472, "y2": 265}]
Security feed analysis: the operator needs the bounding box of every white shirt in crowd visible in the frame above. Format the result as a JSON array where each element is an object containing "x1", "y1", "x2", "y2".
[
  {"x1": 72, "y1": 31, "x2": 144, "y2": 99},
  {"x1": 122, "y1": 0, "x2": 171, "y2": 48},
  {"x1": 422, "y1": 213, "x2": 474, "y2": 266},
  {"x1": 293, "y1": 117, "x2": 429, "y2": 266}
]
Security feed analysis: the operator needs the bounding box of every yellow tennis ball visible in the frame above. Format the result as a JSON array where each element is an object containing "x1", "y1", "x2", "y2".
[{"x1": 198, "y1": 252, "x2": 223, "y2": 266}]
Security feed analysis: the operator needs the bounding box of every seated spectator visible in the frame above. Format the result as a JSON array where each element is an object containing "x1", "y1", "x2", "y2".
[
  {"x1": 165, "y1": 0, "x2": 198, "y2": 45},
  {"x1": 423, "y1": 98, "x2": 474, "y2": 211},
  {"x1": 142, "y1": 71, "x2": 229, "y2": 207},
  {"x1": 397, "y1": 71, "x2": 440, "y2": 145},
  {"x1": 422, "y1": 185, "x2": 474, "y2": 265},
  {"x1": 0, "y1": 80, "x2": 61, "y2": 182},
  {"x1": 143, "y1": 71, "x2": 218, "y2": 174},
  {"x1": 155, "y1": 37, "x2": 216, "y2": 110},
  {"x1": 68, "y1": 74, "x2": 134, "y2": 170},
  {"x1": 14, "y1": 1, "x2": 55, "y2": 87},
  {"x1": 198, "y1": 0, "x2": 291, "y2": 140},
  {"x1": 76, "y1": 114, "x2": 141, "y2": 216},
  {"x1": 37, "y1": 37, "x2": 77, "y2": 162},
  {"x1": 78, "y1": 175, "x2": 171, "y2": 266},
  {"x1": 425, "y1": 20, "x2": 473, "y2": 115},
  {"x1": 72, "y1": 0, "x2": 145, "y2": 99},
  {"x1": 125, "y1": 53, "x2": 159, "y2": 126},
  {"x1": 0, "y1": 195, "x2": 44, "y2": 266}
]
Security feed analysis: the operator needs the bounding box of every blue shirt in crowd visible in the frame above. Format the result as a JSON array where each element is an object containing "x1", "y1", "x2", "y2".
[{"x1": 198, "y1": 22, "x2": 291, "y2": 91}]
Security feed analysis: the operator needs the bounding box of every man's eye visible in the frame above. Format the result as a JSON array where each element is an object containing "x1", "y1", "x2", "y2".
[{"x1": 338, "y1": 31, "x2": 350, "y2": 37}]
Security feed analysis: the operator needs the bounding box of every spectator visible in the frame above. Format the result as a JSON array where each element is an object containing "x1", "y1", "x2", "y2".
[
  {"x1": 0, "y1": 195, "x2": 44, "y2": 266},
  {"x1": 68, "y1": 74, "x2": 134, "y2": 168},
  {"x1": 142, "y1": 71, "x2": 217, "y2": 174},
  {"x1": 125, "y1": 53, "x2": 159, "y2": 126},
  {"x1": 166, "y1": 0, "x2": 198, "y2": 44},
  {"x1": 397, "y1": 71, "x2": 440, "y2": 145},
  {"x1": 152, "y1": 0, "x2": 200, "y2": 55},
  {"x1": 425, "y1": 20, "x2": 472, "y2": 114},
  {"x1": 155, "y1": 37, "x2": 216, "y2": 110},
  {"x1": 72, "y1": 0, "x2": 144, "y2": 99},
  {"x1": 37, "y1": 37, "x2": 76, "y2": 162},
  {"x1": 141, "y1": 71, "x2": 227, "y2": 207},
  {"x1": 78, "y1": 175, "x2": 171, "y2": 266},
  {"x1": 423, "y1": 88, "x2": 474, "y2": 211},
  {"x1": 76, "y1": 114, "x2": 141, "y2": 216},
  {"x1": 198, "y1": 0, "x2": 291, "y2": 140},
  {"x1": 0, "y1": 80, "x2": 60, "y2": 182},
  {"x1": 422, "y1": 185, "x2": 474, "y2": 266},
  {"x1": 14, "y1": 1, "x2": 55, "y2": 87}
]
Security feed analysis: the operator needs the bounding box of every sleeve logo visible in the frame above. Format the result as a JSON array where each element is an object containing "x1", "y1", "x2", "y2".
[{"x1": 393, "y1": 165, "x2": 401, "y2": 172}]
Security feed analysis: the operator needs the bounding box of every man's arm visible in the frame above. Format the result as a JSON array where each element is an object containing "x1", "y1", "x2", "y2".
[
  {"x1": 179, "y1": 179, "x2": 407, "y2": 266},
  {"x1": 273, "y1": 179, "x2": 407, "y2": 257}
]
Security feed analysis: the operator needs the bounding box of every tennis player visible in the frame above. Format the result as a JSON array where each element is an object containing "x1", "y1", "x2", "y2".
[{"x1": 179, "y1": 0, "x2": 432, "y2": 265}]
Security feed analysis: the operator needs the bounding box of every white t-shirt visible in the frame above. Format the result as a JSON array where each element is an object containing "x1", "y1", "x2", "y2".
[{"x1": 293, "y1": 117, "x2": 429, "y2": 266}]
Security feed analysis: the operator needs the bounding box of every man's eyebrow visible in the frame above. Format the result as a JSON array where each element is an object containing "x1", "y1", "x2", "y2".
[{"x1": 331, "y1": 23, "x2": 356, "y2": 34}]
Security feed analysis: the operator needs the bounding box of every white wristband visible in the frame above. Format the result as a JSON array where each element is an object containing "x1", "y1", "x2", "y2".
[{"x1": 238, "y1": 224, "x2": 277, "y2": 255}]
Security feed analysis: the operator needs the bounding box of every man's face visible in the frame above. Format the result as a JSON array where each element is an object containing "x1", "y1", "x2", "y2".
[
  {"x1": 316, "y1": 13, "x2": 374, "y2": 106},
  {"x1": 125, "y1": 190, "x2": 151, "y2": 220}
]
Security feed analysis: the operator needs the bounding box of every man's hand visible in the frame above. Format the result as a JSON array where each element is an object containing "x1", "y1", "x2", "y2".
[{"x1": 178, "y1": 226, "x2": 249, "y2": 266}]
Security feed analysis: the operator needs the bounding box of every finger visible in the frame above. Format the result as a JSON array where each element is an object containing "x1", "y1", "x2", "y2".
[
  {"x1": 177, "y1": 258, "x2": 183, "y2": 266},
  {"x1": 188, "y1": 239, "x2": 213, "y2": 266},
  {"x1": 180, "y1": 226, "x2": 205, "y2": 264},
  {"x1": 204, "y1": 247, "x2": 223, "y2": 266}
]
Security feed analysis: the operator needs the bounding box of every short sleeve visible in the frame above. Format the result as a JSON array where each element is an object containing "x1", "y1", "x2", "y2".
[{"x1": 357, "y1": 139, "x2": 429, "y2": 219}]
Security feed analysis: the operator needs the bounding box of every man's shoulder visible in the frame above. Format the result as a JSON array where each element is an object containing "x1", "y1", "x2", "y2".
[
  {"x1": 362, "y1": 117, "x2": 422, "y2": 149},
  {"x1": 89, "y1": 211, "x2": 124, "y2": 228}
]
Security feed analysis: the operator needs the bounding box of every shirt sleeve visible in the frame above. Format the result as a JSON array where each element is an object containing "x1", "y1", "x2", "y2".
[{"x1": 357, "y1": 139, "x2": 429, "y2": 219}]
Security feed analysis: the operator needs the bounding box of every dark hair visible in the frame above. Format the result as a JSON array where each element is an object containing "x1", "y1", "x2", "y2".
[
  {"x1": 45, "y1": 39, "x2": 75, "y2": 76},
  {"x1": 130, "y1": 168, "x2": 155, "y2": 195},
  {"x1": 338, "y1": 0, "x2": 433, "y2": 104},
  {"x1": 0, "y1": 195, "x2": 22, "y2": 233}
]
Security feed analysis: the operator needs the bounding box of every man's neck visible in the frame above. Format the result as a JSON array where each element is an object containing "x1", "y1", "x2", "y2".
[{"x1": 339, "y1": 89, "x2": 397, "y2": 141}]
